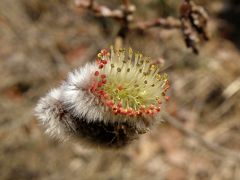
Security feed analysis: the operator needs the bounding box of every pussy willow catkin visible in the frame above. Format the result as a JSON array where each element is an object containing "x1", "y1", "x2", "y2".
[{"x1": 35, "y1": 47, "x2": 170, "y2": 149}]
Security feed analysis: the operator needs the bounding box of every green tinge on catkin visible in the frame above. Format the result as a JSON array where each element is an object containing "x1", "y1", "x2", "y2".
[{"x1": 90, "y1": 47, "x2": 170, "y2": 117}]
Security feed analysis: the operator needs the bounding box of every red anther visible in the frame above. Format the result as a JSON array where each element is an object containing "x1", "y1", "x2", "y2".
[
  {"x1": 94, "y1": 71, "x2": 100, "y2": 76},
  {"x1": 102, "y1": 90, "x2": 106, "y2": 94},
  {"x1": 90, "y1": 84, "x2": 96, "y2": 92},
  {"x1": 103, "y1": 94, "x2": 109, "y2": 99},
  {"x1": 165, "y1": 84, "x2": 170, "y2": 89},
  {"x1": 157, "y1": 100, "x2": 162, "y2": 104},
  {"x1": 164, "y1": 88, "x2": 169, "y2": 93},
  {"x1": 98, "y1": 64, "x2": 104, "y2": 69},
  {"x1": 136, "y1": 111, "x2": 142, "y2": 116},
  {"x1": 98, "y1": 90, "x2": 102, "y2": 95},
  {"x1": 106, "y1": 100, "x2": 114, "y2": 107},
  {"x1": 129, "y1": 113, "x2": 134, "y2": 117},
  {"x1": 127, "y1": 108, "x2": 133, "y2": 114},
  {"x1": 98, "y1": 82, "x2": 103, "y2": 87},
  {"x1": 101, "y1": 74, "x2": 106, "y2": 79},
  {"x1": 113, "y1": 110, "x2": 119, "y2": 115},
  {"x1": 106, "y1": 103, "x2": 112, "y2": 108},
  {"x1": 132, "y1": 111, "x2": 137, "y2": 117},
  {"x1": 105, "y1": 102, "x2": 111, "y2": 106},
  {"x1": 117, "y1": 108, "x2": 121, "y2": 113},
  {"x1": 112, "y1": 105, "x2": 117, "y2": 111},
  {"x1": 164, "y1": 85, "x2": 170, "y2": 91},
  {"x1": 150, "y1": 104, "x2": 155, "y2": 110},
  {"x1": 120, "y1": 108, "x2": 127, "y2": 114},
  {"x1": 165, "y1": 96, "x2": 170, "y2": 101},
  {"x1": 98, "y1": 90, "x2": 105, "y2": 95},
  {"x1": 156, "y1": 107, "x2": 161, "y2": 112},
  {"x1": 101, "y1": 60, "x2": 108, "y2": 64},
  {"x1": 101, "y1": 49, "x2": 109, "y2": 56},
  {"x1": 102, "y1": 79, "x2": 107, "y2": 84},
  {"x1": 109, "y1": 100, "x2": 114, "y2": 106},
  {"x1": 152, "y1": 109, "x2": 157, "y2": 113},
  {"x1": 139, "y1": 109, "x2": 144, "y2": 114},
  {"x1": 117, "y1": 102, "x2": 122, "y2": 108},
  {"x1": 119, "y1": 107, "x2": 123, "y2": 113},
  {"x1": 94, "y1": 89, "x2": 100, "y2": 95},
  {"x1": 146, "y1": 109, "x2": 152, "y2": 114}
]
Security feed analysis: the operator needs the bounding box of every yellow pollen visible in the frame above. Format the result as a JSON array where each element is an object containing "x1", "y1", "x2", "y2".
[{"x1": 92, "y1": 46, "x2": 170, "y2": 116}]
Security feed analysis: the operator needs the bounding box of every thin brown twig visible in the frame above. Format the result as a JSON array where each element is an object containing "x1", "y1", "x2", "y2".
[
  {"x1": 75, "y1": 0, "x2": 124, "y2": 19},
  {"x1": 132, "y1": 17, "x2": 181, "y2": 30},
  {"x1": 117, "y1": 0, "x2": 134, "y2": 39},
  {"x1": 76, "y1": 0, "x2": 209, "y2": 54},
  {"x1": 75, "y1": 0, "x2": 181, "y2": 30},
  {"x1": 162, "y1": 112, "x2": 240, "y2": 162},
  {"x1": 89, "y1": 0, "x2": 94, "y2": 9},
  {"x1": 122, "y1": 0, "x2": 130, "y2": 7}
]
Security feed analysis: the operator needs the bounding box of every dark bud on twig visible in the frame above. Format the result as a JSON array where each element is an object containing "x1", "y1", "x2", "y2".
[{"x1": 180, "y1": 0, "x2": 209, "y2": 54}]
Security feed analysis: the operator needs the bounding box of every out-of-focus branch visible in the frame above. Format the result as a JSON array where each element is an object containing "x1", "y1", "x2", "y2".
[
  {"x1": 115, "y1": 0, "x2": 135, "y2": 49},
  {"x1": 75, "y1": 0, "x2": 136, "y2": 49},
  {"x1": 180, "y1": 0, "x2": 209, "y2": 54},
  {"x1": 122, "y1": 0, "x2": 130, "y2": 7},
  {"x1": 132, "y1": 17, "x2": 181, "y2": 30},
  {"x1": 75, "y1": 0, "x2": 124, "y2": 19},
  {"x1": 76, "y1": 0, "x2": 209, "y2": 54},
  {"x1": 162, "y1": 112, "x2": 240, "y2": 161},
  {"x1": 75, "y1": 0, "x2": 181, "y2": 31}
]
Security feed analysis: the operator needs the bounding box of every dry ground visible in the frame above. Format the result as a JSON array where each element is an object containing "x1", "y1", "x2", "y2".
[{"x1": 0, "y1": 0, "x2": 240, "y2": 180}]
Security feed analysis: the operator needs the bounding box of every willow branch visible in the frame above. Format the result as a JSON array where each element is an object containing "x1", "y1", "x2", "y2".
[
  {"x1": 75, "y1": 0, "x2": 124, "y2": 19},
  {"x1": 131, "y1": 17, "x2": 181, "y2": 30}
]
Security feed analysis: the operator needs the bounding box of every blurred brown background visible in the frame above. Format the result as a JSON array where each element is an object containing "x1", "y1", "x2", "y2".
[{"x1": 0, "y1": 0, "x2": 240, "y2": 179}]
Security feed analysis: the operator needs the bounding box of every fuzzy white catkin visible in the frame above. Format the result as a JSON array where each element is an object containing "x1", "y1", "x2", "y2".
[
  {"x1": 61, "y1": 63, "x2": 106, "y2": 123},
  {"x1": 35, "y1": 62, "x2": 161, "y2": 148},
  {"x1": 35, "y1": 63, "x2": 100, "y2": 141},
  {"x1": 60, "y1": 62, "x2": 156, "y2": 129},
  {"x1": 35, "y1": 87, "x2": 68, "y2": 140}
]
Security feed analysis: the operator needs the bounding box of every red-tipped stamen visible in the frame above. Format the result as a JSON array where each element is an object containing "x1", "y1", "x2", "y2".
[
  {"x1": 94, "y1": 71, "x2": 100, "y2": 76},
  {"x1": 101, "y1": 74, "x2": 106, "y2": 79}
]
